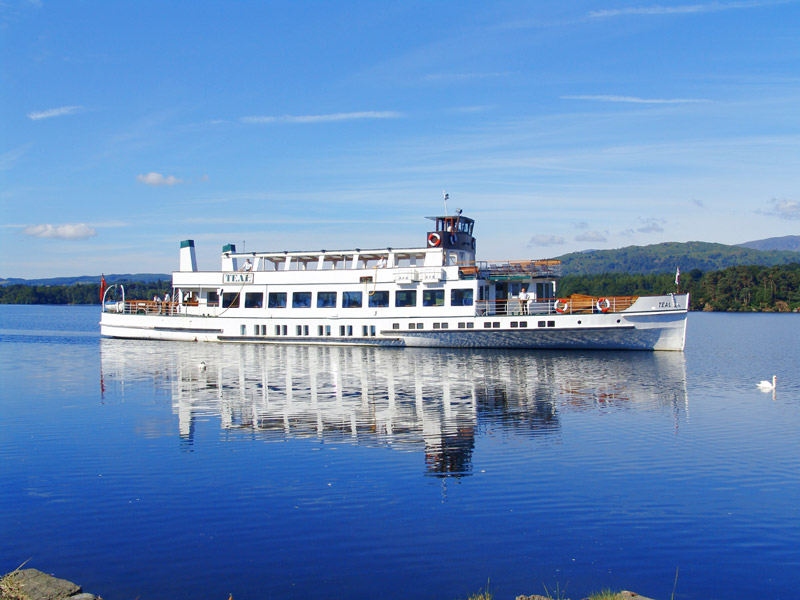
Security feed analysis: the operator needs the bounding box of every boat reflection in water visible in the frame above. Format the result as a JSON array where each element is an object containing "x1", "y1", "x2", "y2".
[{"x1": 99, "y1": 340, "x2": 688, "y2": 477}]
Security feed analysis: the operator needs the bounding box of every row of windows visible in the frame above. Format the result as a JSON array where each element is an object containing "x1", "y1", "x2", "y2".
[
  {"x1": 244, "y1": 323, "x2": 379, "y2": 337},
  {"x1": 223, "y1": 288, "x2": 474, "y2": 310},
  {"x1": 244, "y1": 319, "x2": 563, "y2": 337}
]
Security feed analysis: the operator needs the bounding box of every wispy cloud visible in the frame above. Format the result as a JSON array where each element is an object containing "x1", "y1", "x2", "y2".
[
  {"x1": 528, "y1": 234, "x2": 566, "y2": 247},
  {"x1": 27, "y1": 105, "x2": 84, "y2": 120},
  {"x1": 763, "y1": 198, "x2": 800, "y2": 220},
  {"x1": 576, "y1": 230, "x2": 608, "y2": 242},
  {"x1": 24, "y1": 223, "x2": 97, "y2": 240},
  {"x1": 137, "y1": 172, "x2": 183, "y2": 186},
  {"x1": 562, "y1": 95, "x2": 710, "y2": 104},
  {"x1": 0, "y1": 144, "x2": 33, "y2": 170},
  {"x1": 241, "y1": 111, "x2": 401, "y2": 124},
  {"x1": 587, "y1": 1, "x2": 784, "y2": 19},
  {"x1": 424, "y1": 72, "x2": 512, "y2": 82}
]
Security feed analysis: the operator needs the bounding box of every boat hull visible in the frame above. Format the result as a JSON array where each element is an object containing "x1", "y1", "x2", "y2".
[{"x1": 100, "y1": 299, "x2": 688, "y2": 351}]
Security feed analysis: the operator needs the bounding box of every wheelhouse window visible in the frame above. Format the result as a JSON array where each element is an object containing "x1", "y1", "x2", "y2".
[
  {"x1": 317, "y1": 291, "x2": 337, "y2": 308},
  {"x1": 292, "y1": 292, "x2": 312, "y2": 308},
  {"x1": 368, "y1": 290, "x2": 389, "y2": 308},
  {"x1": 395, "y1": 290, "x2": 417, "y2": 307},
  {"x1": 207, "y1": 291, "x2": 219, "y2": 307},
  {"x1": 267, "y1": 292, "x2": 287, "y2": 308},
  {"x1": 222, "y1": 292, "x2": 239, "y2": 308},
  {"x1": 422, "y1": 289, "x2": 444, "y2": 307},
  {"x1": 451, "y1": 289, "x2": 473, "y2": 306},
  {"x1": 244, "y1": 292, "x2": 263, "y2": 308},
  {"x1": 342, "y1": 291, "x2": 362, "y2": 308}
]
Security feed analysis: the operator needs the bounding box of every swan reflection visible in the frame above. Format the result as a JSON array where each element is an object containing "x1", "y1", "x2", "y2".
[{"x1": 100, "y1": 340, "x2": 688, "y2": 477}]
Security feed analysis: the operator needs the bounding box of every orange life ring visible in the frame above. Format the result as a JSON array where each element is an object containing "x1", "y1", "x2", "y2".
[
  {"x1": 428, "y1": 232, "x2": 441, "y2": 247},
  {"x1": 596, "y1": 298, "x2": 611, "y2": 313},
  {"x1": 554, "y1": 299, "x2": 569, "y2": 313}
]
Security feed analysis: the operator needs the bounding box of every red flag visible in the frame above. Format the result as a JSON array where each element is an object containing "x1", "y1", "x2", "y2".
[{"x1": 100, "y1": 274, "x2": 107, "y2": 302}]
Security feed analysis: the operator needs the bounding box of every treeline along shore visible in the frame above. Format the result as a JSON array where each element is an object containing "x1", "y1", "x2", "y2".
[{"x1": 1, "y1": 263, "x2": 799, "y2": 312}]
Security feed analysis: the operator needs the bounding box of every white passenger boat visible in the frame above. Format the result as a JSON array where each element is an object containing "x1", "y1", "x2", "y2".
[{"x1": 100, "y1": 211, "x2": 688, "y2": 350}]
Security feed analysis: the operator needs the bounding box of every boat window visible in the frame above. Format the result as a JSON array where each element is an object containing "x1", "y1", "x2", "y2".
[
  {"x1": 368, "y1": 290, "x2": 389, "y2": 307},
  {"x1": 422, "y1": 289, "x2": 445, "y2": 307},
  {"x1": 207, "y1": 291, "x2": 219, "y2": 307},
  {"x1": 267, "y1": 292, "x2": 287, "y2": 309},
  {"x1": 222, "y1": 292, "x2": 239, "y2": 308},
  {"x1": 451, "y1": 289, "x2": 473, "y2": 306},
  {"x1": 342, "y1": 291, "x2": 362, "y2": 308},
  {"x1": 292, "y1": 292, "x2": 312, "y2": 308},
  {"x1": 395, "y1": 290, "x2": 417, "y2": 307},
  {"x1": 244, "y1": 292, "x2": 263, "y2": 308},
  {"x1": 317, "y1": 291, "x2": 337, "y2": 308}
]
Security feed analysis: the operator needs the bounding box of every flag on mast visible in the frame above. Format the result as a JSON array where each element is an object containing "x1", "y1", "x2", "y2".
[
  {"x1": 675, "y1": 266, "x2": 680, "y2": 286},
  {"x1": 100, "y1": 274, "x2": 107, "y2": 302}
]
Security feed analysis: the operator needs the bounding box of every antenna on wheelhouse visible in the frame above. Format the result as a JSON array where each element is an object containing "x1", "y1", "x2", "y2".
[{"x1": 443, "y1": 190, "x2": 449, "y2": 215}]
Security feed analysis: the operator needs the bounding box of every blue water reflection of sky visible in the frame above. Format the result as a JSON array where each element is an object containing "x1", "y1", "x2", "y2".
[{"x1": 1, "y1": 307, "x2": 798, "y2": 600}]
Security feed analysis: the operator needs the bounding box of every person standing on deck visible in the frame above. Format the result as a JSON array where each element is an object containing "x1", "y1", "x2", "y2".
[{"x1": 519, "y1": 288, "x2": 529, "y2": 315}]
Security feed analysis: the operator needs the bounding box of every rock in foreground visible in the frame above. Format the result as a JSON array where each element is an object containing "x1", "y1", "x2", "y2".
[{"x1": 0, "y1": 569, "x2": 99, "y2": 600}]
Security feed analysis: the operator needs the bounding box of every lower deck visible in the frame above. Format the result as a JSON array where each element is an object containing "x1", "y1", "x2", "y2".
[{"x1": 100, "y1": 294, "x2": 689, "y2": 351}]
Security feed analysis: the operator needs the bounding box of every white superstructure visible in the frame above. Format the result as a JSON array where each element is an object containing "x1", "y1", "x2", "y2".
[{"x1": 100, "y1": 212, "x2": 688, "y2": 350}]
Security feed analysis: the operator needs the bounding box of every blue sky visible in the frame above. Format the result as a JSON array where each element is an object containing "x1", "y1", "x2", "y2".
[{"x1": 2, "y1": 0, "x2": 799, "y2": 278}]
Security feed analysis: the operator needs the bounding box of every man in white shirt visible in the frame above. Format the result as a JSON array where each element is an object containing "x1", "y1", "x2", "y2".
[{"x1": 519, "y1": 288, "x2": 529, "y2": 314}]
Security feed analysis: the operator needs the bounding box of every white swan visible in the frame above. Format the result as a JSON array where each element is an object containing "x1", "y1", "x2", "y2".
[{"x1": 756, "y1": 375, "x2": 776, "y2": 391}]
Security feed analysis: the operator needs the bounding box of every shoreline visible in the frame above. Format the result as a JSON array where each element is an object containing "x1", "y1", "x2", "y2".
[{"x1": 1, "y1": 568, "x2": 658, "y2": 600}]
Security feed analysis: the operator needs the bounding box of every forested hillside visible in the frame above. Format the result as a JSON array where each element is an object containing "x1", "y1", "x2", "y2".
[
  {"x1": 556, "y1": 241, "x2": 800, "y2": 275},
  {"x1": 1, "y1": 266, "x2": 797, "y2": 311},
  {"x1": 558, "y1": 264, "x2": 800, "y2": 312},
  {"x1": 0, "y1": 281, "x2": 171, "y2": 305}
]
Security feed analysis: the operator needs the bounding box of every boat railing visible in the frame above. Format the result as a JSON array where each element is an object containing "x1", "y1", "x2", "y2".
[
  {"x1": 458, "y1": 260, "x2": 562, "y2": 280},
  {"x1": 107, "y1": 300, "x2": 189, "y2": 316},
  {"x1": 475, "y1": 295, "x2": 637, "y2": 316}
]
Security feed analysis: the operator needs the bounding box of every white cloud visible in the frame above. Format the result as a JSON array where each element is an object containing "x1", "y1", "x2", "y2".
[
  {"x1": 528, "y1": 234, "x2": 566, "y2": 247},
  {"x1": 562, "y1": 95, "x2": 709, "y2": 104},
  {"x1": 769, "y1": 198, "x2": 800, "y2": 220},
  {"x1": 23, "y1": 223, "x2": 97, "y2": 240},
  {"x1": 27, "y1": 105, "x2": 84, "y2": 120},
  {"x1": 241, "y1": 111, "x2": 401, "y2": 124},
  {"x1": 587, "y1": 1, "x2": 781, "y2": 19},
  {"x1": 576, "y1": 230, "x2": 608, "y2": 242},
  {"x1": 137, "y1": 172, "x2": 183, "y2": 186},
  {"x1": 637, "y1": 218, "x2": 666, "y2": 233}
]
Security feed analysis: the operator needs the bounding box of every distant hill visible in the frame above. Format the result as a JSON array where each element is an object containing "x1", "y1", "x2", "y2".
[
  {"x1": 0, "y1": 273, "x2": 171, "y2": 286},
  {"x1": 555, "y1": 241, "x2": 800, "y2": 276},
  {"x1": 738, "y1": 235, "x2": 800, "y2": 252}
]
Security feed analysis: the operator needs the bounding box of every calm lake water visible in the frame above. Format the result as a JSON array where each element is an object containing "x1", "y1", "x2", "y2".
[{"x1": 1, "y1": 305, "x2": 799, "y2": 600}]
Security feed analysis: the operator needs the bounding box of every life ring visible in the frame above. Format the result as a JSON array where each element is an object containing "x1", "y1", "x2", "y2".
[
  {"x1": 554, "y1": 299, "x2": 569, "y2": 313},
  {"x1": 449, "y1": 233, "x2": 457, "y2": 245},
  {"x1": 428, "y1": 232, "x2": 441, "y2": 247},
  {"x1": 596, "y1": 298, "x2": 611, "y2": 313}
]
